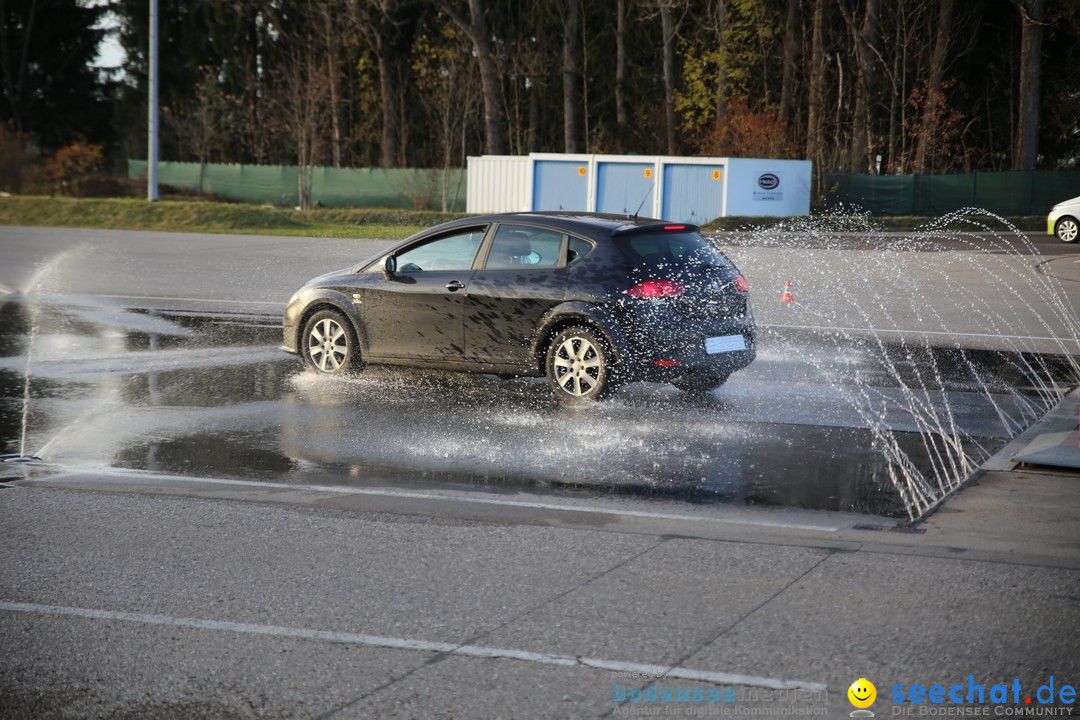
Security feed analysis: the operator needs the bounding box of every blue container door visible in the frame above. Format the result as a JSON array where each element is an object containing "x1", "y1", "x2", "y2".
[
  {"x1": 661, "y1": 164, "x2": 725, "y2": 224},
  {"x1": 596, "y1": 162, "x2": 654, "y2": 216},
  {"x1": 532, "y1": 161, "x2": 589, "y2": 211}
]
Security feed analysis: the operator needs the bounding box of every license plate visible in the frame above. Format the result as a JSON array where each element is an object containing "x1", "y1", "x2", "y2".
[{"x1": 705, "y1": 334, "x2": 746, "y2": 354}]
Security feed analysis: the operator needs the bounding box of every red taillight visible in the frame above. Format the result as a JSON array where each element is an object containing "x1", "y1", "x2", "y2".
[
  {"x1": 734, "y1": 274, "x2": 749, "y2": 292},
  {"x1": 653, "y1": 359, "x2": 681, "y2": 367},
  {"x1": 663, "y1": 225, "x2": 686, "y2": 231},
  {"x1": 627, "y1": 280, "x2": 686, "y2": 299}
]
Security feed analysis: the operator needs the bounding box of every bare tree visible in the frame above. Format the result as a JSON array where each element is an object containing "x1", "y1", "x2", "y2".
[
  {"x1": 659, "y1": 0, "x2": 678, "y2": 155},
  {"x1": 413, "y1": 21, "x2": 479, "y2": 209},
  {"x1": 168, "y1": 69, "x2": 228, "y2": 197},
  {"x1": 439, "y1": 0, "x2": 506, "y2": 155},
  {"x1": 1013, "y1": 0, "x2": 1044, "y2": 170},
  {"x1": 321, "y1": 5, "x2": 344, "y2": 168},
  {"x1": 0, "y1": 0, "x2": 47, "y2": 137},
  {"x1": 845, "y1": 0, "x2": 882, "y2": 173},
  {"x1": 229, "y1": 0, "x2": 275, "y2": 165},
  {"x1": 614, "y1": 0, "x2": 629, "y2": 146},
  {"x1": 497, "y1": 6, "x2": 544, "y2": 155},
  {"x1": 710, "y1": 0, "x2": 728, "y2": 123},
  {"x1": 275, "y1": 38, "x2": 330, "y2": 210},
  {"x1": 805, "y1": 0, "x2": 825, "y2": 187},
  {"x1": 779, "y1": 0, "x2": 800, "y2": 126},
  {"x1": 913, "y1": 0, "x2": 955, "y2": 174},
  {"x1": 557, "y1": 0, "x2": 583, "y2": 153},
  {"x1": 350, "y1": 0, "x2": 419, "y2": 168}
]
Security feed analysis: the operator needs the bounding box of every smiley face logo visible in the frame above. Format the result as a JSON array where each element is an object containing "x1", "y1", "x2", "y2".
[{"x1": 848, "y1": 678, "x2": 876, "y2": 709}]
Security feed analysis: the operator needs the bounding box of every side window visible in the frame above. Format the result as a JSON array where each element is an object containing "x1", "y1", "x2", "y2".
[
  {"x1": 567, "y1": 236, "x2": 594, "y2": 265},
  {"x1": 485, "y1": 225, "x2": 563, "y2": 270},
  {"x1": 529, "y1": 232, "x2": 564, "y2": 266},
  {"x1": 394, "y1": 228, "x2": 486, "y2": 273}
]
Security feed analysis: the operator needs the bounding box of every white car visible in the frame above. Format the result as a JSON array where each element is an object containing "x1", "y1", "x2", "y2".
[{"x1": 1049, "y1": 195, "x2": 1080, "y2": 243}]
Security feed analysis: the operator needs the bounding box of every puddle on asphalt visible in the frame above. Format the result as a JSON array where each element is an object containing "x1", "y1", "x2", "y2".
[{"x1": 1, "y1": 300, "x2": 1073, "y2": 518}]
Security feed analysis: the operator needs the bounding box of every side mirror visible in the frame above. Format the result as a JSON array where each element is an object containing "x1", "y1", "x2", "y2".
[{"x1": 380, "y1": 255, "x2": 397, "y2": 278}]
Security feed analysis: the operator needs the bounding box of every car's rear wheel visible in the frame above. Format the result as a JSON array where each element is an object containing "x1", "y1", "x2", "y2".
[
  {"x1": 546, "y1": 327, "x2": 615, "y2": 402},
  {"x1": 672, "y1": 373, "x2": 729, "y2": 396},
  {"x1": 1056, "y1": 217, "x2": 1079, "y2": 243},
  {"x1": 302, "y1": 309, "x2": 360, "y2": 374}
]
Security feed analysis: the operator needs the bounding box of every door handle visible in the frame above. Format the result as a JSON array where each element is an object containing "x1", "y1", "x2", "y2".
[{"x1": 445, "y1": 280, "x2": 466, "y2": 291}]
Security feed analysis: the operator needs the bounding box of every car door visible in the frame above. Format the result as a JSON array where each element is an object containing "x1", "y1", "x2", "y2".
[
  {"x1": 464, "y1": 223, "x2": 570, "y2": 367},
  {"x1": 362, "y1": 226, "x2": 487, "y2": 360}
]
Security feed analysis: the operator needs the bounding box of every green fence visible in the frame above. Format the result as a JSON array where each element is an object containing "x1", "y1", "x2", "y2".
[
  {"x1": 824, "y1": 170, "x2": 1080, "y2": 216},
  {"x1": 128, "y1": 160, "x2": 468, "y2": 211}
]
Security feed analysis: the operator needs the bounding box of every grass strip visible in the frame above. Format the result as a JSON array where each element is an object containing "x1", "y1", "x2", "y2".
[{"x1": 0, "y1": 196, "x2": 1047, "y2": 238}]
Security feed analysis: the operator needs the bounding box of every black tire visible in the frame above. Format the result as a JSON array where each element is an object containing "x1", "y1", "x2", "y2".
[
  {"x1": 301, "y1": 309, "x2": 360, "y2": 374},
  {"x1": 1056, "y1": 217, "x2": 1079, "y2": 243},
  {"x1": 672, "y1": 373, "x2": 729, "y2": 396},
  {"x1": 545, "y1": 326, "x2": 616, "y2": 402}
]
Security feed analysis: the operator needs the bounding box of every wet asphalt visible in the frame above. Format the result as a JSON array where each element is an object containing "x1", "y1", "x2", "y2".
[
  {"x1": 1, "y1": 224, "x2": 1079, "y2": 718},
  {"x1": 1, "y1": 224, "x2": 1078, "y2": 518},
  {"x1": 2, "y1": 295, "x2": 1075, "y2": 519}
]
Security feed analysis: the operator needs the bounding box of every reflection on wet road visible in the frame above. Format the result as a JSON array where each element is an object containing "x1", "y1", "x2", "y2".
[{"x1": 1, "y1": 299, "x2": 1074, "y2": 518}]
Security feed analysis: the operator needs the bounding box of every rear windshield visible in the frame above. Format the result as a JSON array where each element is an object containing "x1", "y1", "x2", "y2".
[{"x1": 615, "y1": 231, "x2": 730, "y2": 270}]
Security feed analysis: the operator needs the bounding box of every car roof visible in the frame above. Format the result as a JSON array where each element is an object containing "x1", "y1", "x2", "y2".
[{"x1": 439, "y1": 212, "x2": 701, "y2": 238}]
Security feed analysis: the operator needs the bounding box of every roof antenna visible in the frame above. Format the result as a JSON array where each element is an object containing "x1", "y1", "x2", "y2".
[{"x1": 632, "y1": 181, "x2": 655, "y2": 220}]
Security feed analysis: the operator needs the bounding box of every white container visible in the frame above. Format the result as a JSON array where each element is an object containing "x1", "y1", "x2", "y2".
[
  {"x1": 466, "y1": 153, "x2": 812, "y2": 223},
  {"x1": 466, "y1": 155, "x2": 531, "y2": 213}
]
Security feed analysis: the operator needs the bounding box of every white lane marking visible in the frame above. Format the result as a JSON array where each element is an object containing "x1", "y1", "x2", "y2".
[
  {"x1": 38, "y1": 467, "x2": 845, "y2": 532},
  {"x1": 0, "y1": 600, "x2": 827, "y2": 692},
  {"x1": 92, "y1": 294, "x2": 285, "y2": 307},
  {"x1": 763, "y1": 323, "x2": 1080, "y2": 344}
]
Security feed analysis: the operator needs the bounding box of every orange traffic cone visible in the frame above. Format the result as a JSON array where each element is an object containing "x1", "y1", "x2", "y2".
[{"x1": 779, "y1": 279, "x2": 795, "y2": 304}]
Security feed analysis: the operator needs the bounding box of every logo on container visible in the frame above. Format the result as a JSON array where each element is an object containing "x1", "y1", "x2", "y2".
[{"x1": 758, "y1": 173, "x2": 780, "y2": 190}]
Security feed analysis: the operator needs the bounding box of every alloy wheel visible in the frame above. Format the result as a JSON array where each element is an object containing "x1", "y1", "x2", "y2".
[
  {"x1": 552, "y1": 335, "x2": 603, "y2": 397},
  {"x1": 307, "y1": 317, "x2": 349, "y2": 371},
  {"x1": 1058, "y1": 218, "x2": 1079, "y2": 243}
]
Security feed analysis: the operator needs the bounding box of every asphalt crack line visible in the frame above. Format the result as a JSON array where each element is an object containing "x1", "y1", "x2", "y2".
[
  {"x1": 659, "y1": 549, "x2": 841, "y2": 679},
  {"x1": 312, "y1": 537, "x2": 673, "y2": 718},
  {"x1": 0, "y1": 599, "x2": 827, "y2": 716}
]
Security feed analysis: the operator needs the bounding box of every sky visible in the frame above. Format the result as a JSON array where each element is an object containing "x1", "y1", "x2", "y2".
[
  {"x1": 96, "y1": 33, "x2": 126, "y2": 71},
  {"x1": 86, "y1": 0, "x2": 127, "y2": 72}
]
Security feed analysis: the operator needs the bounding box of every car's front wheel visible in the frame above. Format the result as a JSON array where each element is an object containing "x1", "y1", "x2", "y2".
[
  {"x1": 1056, "y1": 217, "x2": 1079, "y2": 243},
  {"x1": 545, "y1": 326, "x2": 616, "y2": 402},
  {"x1": 302, "y1": 308, "x2": 360, "y2": 374}
]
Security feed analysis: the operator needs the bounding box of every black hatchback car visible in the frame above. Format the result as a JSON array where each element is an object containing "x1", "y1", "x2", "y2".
[{"x1": 283, "y1": 213, "x2": 756, "y2": 401}]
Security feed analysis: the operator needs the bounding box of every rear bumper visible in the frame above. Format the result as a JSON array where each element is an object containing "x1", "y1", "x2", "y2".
[
  {"x1": 631, "y1": 347, "x2": 756, "y2": 383},
  {"x1": 616, "y1": 317, "x2": 757, "y2": 382}
]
